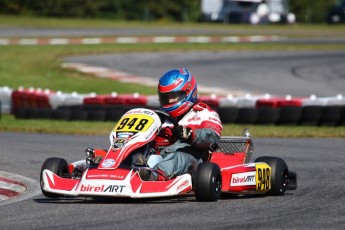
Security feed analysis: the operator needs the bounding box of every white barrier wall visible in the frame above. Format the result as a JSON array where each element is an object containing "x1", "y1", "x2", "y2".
[
  {"x1": 0, "y1": 86, "x2": 13, "y2": 114},
  {"x1": 302, "y1": 94, "x2": 345, "y2": 106}
]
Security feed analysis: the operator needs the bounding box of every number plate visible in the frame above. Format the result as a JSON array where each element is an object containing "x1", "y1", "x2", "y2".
[
  {"x1": 255, "y1": 163, "x2": 271, "y2": 192},
  {"x1": 113, "y1": 114, "x2": 154, "y2": 132}
]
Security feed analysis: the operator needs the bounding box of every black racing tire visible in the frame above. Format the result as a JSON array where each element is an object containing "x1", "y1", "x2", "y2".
[
  {"x1": 87, "y1": 110, "x2": 107, "y2": 121},
  {"x1": 34, "y1": 108, "x2": 52, "y2": 119},
  {"x1": 40, "y1": 157, "x2": 70, "y2": 198},
  {"x1": 105, "y1": 105, "x2": 126, "y2": 121},
  {"x1": 277, "y1": 106, "x2": 301, "y2": 125},
  {"x1": 299, "y1": 106, "x2": 322, "y2": 126},
  {"x1": 236, "y1": 108, "x2": 257, "y2": 124},
  {"x1": 217, "y1": 107, "x2": 238, "y2": 123},
  {"x1": 255, "y1": 156, "x2": 289, "y2": 196},
  {"x1": 52, "y1": 109, "x2": 71, "y2": 121},
  {"x1": 320, "y1": 106, "x2": 342, "y2": 126},
  {"x1": 14, "y1": 108, "x2": 29, "y2": 119},
  {"x1": 71, "y1": 110, "x2": 88, "y2": 121},
  {"x1": 256, "y1": 107, "x2": 280, "y2": 125},
  {"x1": 194, "y1": 162, "x2": 222, "y2": 202}
]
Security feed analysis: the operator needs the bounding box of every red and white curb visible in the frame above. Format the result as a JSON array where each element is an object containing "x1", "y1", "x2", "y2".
[
  {"x1": 0, "y1": 171, "x2": 40, "y2": 206},
  {"x1": 0, "y1": 177, "x2": 26, "y2": 200},
  {"x1": 62, "y1": 62, "x2": 247, "y2": 96},
  {"x1": 0, "y1": 35, "x2": 284, "y2": 46}
]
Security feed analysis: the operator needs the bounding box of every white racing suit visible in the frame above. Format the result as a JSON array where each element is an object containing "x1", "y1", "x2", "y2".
[{"x1": 153, "y1": 102, "x2": 223, "y2": 178}]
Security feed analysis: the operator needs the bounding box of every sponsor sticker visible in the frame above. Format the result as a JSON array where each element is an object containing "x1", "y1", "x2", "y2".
[
  {"x1": 112, "y1": 138, "x2": 127, "y2": 149},
  {"x1": 230, "y1": 171, "x2": 256, "y2": 186},
  {"x1": 176, "y1": 179, "x2": 190, "y2": 192},
  {"x1": 80, "y1": 184, "x2": 125, "y2": 193},
  {"x1": 101, "y1": 159, "x2": 116, "y2": 168}
]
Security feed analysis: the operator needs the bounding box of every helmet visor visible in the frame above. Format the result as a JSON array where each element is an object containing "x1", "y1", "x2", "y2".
[{"x1": 158, "y1": 91, "x2": 186, "y2": 106}]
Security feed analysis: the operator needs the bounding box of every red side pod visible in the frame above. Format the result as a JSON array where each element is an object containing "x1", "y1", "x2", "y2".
[
  {"x1": 211, "y1": 152, "x2": 248, "y2": 192},
  {"x1": 220, "y1": 165, "x2": 256, "y2": 192},
  {"x1": 210, "y1": 152, "x2": 247, "y2": 169}
]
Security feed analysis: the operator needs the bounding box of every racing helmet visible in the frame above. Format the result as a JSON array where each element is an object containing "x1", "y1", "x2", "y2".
[{"x1": 158, "y1": 68, "x2": 197, "y2": 118}]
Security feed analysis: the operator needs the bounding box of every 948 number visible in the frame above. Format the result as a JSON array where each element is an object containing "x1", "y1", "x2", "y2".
[
  {"x1": 116, "y1": 117, "x2": 149, "y2": 131},
  {"x1": 256, "y1": 166, "x2": 271, "y2": 191}
]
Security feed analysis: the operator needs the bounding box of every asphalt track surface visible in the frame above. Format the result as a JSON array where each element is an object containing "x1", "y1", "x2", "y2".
[
  {"x1": 2, "y1": 26, "x2": 344, "y2": 38},
  {"x1": 1, "y1": 26, "x2": 345, "y2": 43},
  {"x1": 1, "y1": 27, "x2": 269, "y2": 37},
  {"x1": 64, "y1": 50, "x2": 345, "y2": 97},
  {"x1": 0, "y1": 132, "x2": 345, "y2": 229}
]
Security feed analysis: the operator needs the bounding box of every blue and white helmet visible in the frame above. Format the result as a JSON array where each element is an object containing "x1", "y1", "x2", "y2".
[{"x1": 158, "y1": 68, "x2": 198, "y2": 118}]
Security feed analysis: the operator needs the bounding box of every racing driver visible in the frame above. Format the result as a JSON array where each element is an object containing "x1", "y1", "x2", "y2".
[{"x1": 139, "y1": 68, "x2": 223, "y2": 181}]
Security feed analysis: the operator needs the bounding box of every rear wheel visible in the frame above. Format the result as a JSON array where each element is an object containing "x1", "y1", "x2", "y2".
[
  {"x1": 194, "y1": 162, "x2": 222, "y2": 202},
  {"x1": 40, "y1": 157, "x2": 70, "y2": 198},
  {"x1": 255, "y1": 156, "x2": 289, "y2": 196}
]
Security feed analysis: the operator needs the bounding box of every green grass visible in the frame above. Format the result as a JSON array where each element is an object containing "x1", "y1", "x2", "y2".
[
  {"x1": 1, "y1": 15, "x2": 345, "y2": 137},
  {"x1": 0, "y1": 44, "x2": 160, "y2": 94},
  {"x1": 1, "y1": 115, "x2": 344, "y2": 138}
]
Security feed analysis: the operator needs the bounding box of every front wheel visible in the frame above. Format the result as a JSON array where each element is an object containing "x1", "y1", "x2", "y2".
[
  {"x1": 255, "y1": 156, "x2": 289, "y2": 196},
  {"x1": 40, "y1": 157, "x2": 70, "y2": 198},
  {"x1": 194, "y1": 162, "x2": 222, "y2": 202}
]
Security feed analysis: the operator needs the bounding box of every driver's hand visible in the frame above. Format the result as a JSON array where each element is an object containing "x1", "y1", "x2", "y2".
[{"x1": 173, "y1": 125, "x2": 193, "y2": 144}]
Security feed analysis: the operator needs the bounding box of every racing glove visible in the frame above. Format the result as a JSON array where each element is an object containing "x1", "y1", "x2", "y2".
[{"x1": 173, "y1": 125, "x2": 193, "y2": 144}]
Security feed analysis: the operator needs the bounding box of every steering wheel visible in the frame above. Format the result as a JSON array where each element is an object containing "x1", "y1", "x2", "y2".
[{"x1": 154, "y1": 110, "x2": 178, "y2": 127}]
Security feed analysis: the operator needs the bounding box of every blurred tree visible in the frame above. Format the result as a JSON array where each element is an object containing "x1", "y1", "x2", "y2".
[
  {"x1": 289, "y1": 0, "x2": 336, "y2": 23},
  {"x1": 35, "y1": 0, "x2": 104, "y2": 18},
  {"x1": 98, "y1": 0, "x2": 129, "y2": 19},
  {"x1": 135, "y1": 0, "x2": 200, "y2": 22},
  {"x1": 0, "y1": 0, "x2": 337, "y2": 23},
  {"x1": 0, "y1": 0, "x2": 39, "y2": 14}
]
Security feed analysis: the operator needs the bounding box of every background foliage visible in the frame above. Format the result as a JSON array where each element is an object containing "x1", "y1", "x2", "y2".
[
  {"x1": 289, "y1": 0, "x2": 338, "y2": 23},
  {"x1": 0, "y1": 0, "x2": 200, "y2": 22},
  {"x1": 0, "y1": 0, "x2": 340, "y2": 23}
]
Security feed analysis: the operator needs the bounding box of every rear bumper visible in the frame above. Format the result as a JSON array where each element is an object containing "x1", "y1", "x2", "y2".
[{"x1": 287, "y1": 171, "x2": 297, "y2": 190}]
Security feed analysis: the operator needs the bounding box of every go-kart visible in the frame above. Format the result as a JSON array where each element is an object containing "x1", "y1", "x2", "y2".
[{"x1": 40, "y1": 108, "x2": 297, "y2": 202}]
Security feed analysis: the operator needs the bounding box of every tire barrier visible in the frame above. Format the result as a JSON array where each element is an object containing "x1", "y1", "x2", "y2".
[
  {"x1": 217, "y1": 107, "x2": 238, "y2": 123},
  {"x1": 256, "y1": 107, "x2": 281, "y2": 125},
  {"x1": 236, "y1": 108, "x2": 257, "y2": 124},
  {"x1": 320, "y1": 106, "x2": 343, "y2": 126},
  {"x1": 277, "y1": 106, "x2": 302, "y2": 125},
  {"x1": 341, "y1": 107, "x2": 345, "y2": 126},
  {"x1": 3, "y1": 86, "x2": 345, "y2": 126},
  {"x1": 299, "y1": 106, "x2": 323, "y2": 126}
]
